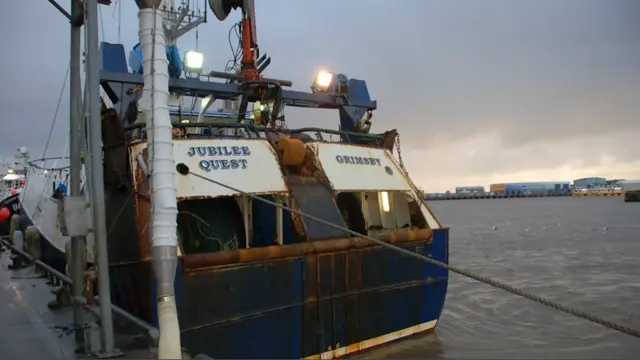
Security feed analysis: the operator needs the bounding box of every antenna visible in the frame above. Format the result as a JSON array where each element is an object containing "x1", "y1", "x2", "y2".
[{"x1": 151, "y1": 0, "x2": 207, "y2": 43}]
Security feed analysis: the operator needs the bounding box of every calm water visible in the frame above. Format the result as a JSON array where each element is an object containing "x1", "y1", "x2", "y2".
[{"x1": 362, "y1": 197, "x2": 640, "y2": 359}]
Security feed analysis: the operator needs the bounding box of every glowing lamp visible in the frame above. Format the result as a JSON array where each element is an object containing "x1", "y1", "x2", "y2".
[
  {"x1": 313, "y1": 70, "x2": 333, "y2": 90},
  {"x1": 184, "y1": 51, "x2": 204, "y2": 75},
  {"x1": 311, "y1": 70, "x2": 349, "y2": 95},
  {"x1": 380, "y1": 191, "x2": 391, "y2": 212},
  {"x1": 7, "y1": 169, "x2": 13, "y2": 174},
  {"x1": 0, "y1": 207, "x2": 10, "y2": 222}
]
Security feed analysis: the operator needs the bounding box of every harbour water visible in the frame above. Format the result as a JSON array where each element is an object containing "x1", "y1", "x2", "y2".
[{"x1": 360, "y1": 197, "x2": 640, "y2": 359}]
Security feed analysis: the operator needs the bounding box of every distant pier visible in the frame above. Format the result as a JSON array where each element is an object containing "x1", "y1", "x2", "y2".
[{"x1": 425, "y1": 192, "x2": 573, "y2": 201}]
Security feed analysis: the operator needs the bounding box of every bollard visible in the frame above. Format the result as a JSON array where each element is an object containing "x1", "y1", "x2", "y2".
[
  {"x1": 8, "y1": 230, "x2": 25, "y2": 269},
  {"x1": 9, "y1": 214, "x2": 21, "y2": 245},
  {"x1": 47, "y1": 271, "x2": 56, "y2": 286},
  {"x1": 25, "y1": 226, "x2": 43, "y2": 276}
]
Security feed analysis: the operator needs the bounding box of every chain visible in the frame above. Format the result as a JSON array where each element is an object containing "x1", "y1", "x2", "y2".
[
  {"x1": 178, "y1": 165, "x2": 640, "y2": 340},
  {"x1": 395, "y1": 133, "x2": 408, "y2": 175}
]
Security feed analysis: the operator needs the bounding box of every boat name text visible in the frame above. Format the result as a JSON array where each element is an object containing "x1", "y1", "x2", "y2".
[
  {"x1": 335, "y1": 155, "x2": 381, "y2": 166},
  {"x1": 187, "y1": 146, "x2": 251, "y2": 172}
]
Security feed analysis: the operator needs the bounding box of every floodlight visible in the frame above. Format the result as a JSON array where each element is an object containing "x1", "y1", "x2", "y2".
[
  {"x1": 312, "y1": 70, "x2": 333, "y2": 93},
  {"x1": 184, "y1": 51, "x2": 204, "y2": 74}
]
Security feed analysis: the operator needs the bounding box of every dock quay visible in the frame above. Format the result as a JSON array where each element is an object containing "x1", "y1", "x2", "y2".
[
  {"x1": 424, "y1": 192, "x2": 572, "y2": 201},
  {"x1": 0, "y1": 240, "x2": 158, "y2": 359}
]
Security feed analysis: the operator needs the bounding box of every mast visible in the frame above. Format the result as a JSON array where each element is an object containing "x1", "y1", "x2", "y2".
[
  {"x1": 85, "y1": 0, "x2": 119, "y2": 356},
  {"x1": 69, "y1": 0, "x2": 86, "y2": 349}
]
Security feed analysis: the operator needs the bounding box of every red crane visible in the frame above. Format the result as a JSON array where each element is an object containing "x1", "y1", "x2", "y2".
[{"x1": 209, "y1": 0, "x2": 264, "y2": 81}]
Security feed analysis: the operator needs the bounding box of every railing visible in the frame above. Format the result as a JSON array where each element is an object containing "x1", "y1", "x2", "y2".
[
  {"x1": 123, "y1": 122, "x2": 387, "y2": 147},
  {"x1": 0, "y1": 236, "x2": 160, "y2": 343},
  {"x1": 27, "y1": 156, "x2": 72, "y2": 171}
]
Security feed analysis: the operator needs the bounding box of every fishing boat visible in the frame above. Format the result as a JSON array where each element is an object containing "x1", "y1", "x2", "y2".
[
  {"x1": 0, "y1": 148, "x2": 29, "y2": 236},
  {"x1": 2, "y1": 0, "x2": 449, "y2": 358}
]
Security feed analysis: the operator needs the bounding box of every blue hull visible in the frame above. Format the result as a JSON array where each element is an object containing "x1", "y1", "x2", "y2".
[{"x1": 173, "y1": 229, "x2": 449, "y2": 358}]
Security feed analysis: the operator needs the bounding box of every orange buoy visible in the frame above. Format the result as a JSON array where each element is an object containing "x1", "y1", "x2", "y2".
[
  {"x1": 10, "y1": 188, "x2": 17, "y2": 196},
  {"x1": 277, "y1": 138, "x2": 306, "y2": 166},
  {"x1": 0, "y1": 207, "x2": 10, "y2": 222}
]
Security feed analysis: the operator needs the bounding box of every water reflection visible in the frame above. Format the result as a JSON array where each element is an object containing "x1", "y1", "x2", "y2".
[{"x1": 359, "y1": 197, "x2": 640, "y2": 359}]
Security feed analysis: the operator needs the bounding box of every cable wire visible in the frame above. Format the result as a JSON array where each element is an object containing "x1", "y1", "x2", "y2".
[{"x1": 225, "y1": 22, "x2": 243, "y2": 74}]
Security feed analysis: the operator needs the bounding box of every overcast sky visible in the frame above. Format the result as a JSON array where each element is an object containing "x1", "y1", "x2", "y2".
[{"x1": 1, "y1": 0, "x2": 638, "y2": 191}]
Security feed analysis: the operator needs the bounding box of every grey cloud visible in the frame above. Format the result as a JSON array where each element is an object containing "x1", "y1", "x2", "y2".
[{"x1": 1, "y1": 0, "x2": 638, "y2": 190}]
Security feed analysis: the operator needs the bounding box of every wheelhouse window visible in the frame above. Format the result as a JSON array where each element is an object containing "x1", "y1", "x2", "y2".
[
  {"x1": 176, "y1": 192, "x2": 299, "y2": 255},
  {"x1": 358, "y1": 190, "x2": 428, "y2": 233}
]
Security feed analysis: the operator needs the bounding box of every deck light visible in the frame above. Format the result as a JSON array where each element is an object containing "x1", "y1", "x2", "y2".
[
  {"x1": 311, "y1": 70, "x2": 351, "y2": 95},
  {"x1": 380, "y1": 191, "x2": 391, "y2": 212},
  {"x1": 312, "y1": 70, "x2": 333, "y2": 93},
  {"x1": 184, "y1": 51, "x2": 204, "y2": 75}
]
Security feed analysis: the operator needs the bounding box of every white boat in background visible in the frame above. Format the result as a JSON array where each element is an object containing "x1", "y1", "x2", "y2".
[
  {"x1": 618, "y1": 180, "x2": 640, "y2": 192},
  {"x1": 571, "y1": 184, "x2": 624, "y2": 197},
  {"x1": 0, "y1": 172, "x2": 25, "y2": 201},
  {"x1": 17, "y1": 157, "x2": 95, "y2": 268},
  {"x1": 0, "y1": 148, "x2": 30, "y2": 235}
]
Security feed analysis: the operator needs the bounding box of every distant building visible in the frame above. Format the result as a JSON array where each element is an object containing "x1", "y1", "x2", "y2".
[
  {"x1": 455, "y1": 186, "x2": 485, "y2": 194},
  {"x1": 502, "y1": 181, "x2": 570, "y2": 195},
  {"x1": 573, "y1": 177, "x2": 606, "y2": 188},
  {"x1": 490, "y1": 183, "x2": 505, "y2": 193}
]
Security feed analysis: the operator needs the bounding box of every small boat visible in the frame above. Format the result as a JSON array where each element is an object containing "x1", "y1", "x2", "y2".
[
  {"x1": 3, "y1": 0, "x2": 450, "y2": 358},
  {"x1": 572, "y1": 185, "x2": 624, "y2": 197},
  {"x1": 0, "y1": 148, "x2": 29, "y2": 236}
]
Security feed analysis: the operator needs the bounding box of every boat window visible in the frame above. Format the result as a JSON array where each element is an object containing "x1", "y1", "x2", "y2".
[
  {"x1": 177, "y1": 197, "x2": 246, "y2": 254},
  {"x1": 363, "y1": 192, "x2": 383, "y2": 230},
  {"x1": 336, "y1": 192, "x2": 367, "y2": 235},
  {"x1": 250, "y1": 194, "x2": 298, "y2": 247},
  {"x1": 362, "y1": 191, "x2": 427, "y2": 232}
]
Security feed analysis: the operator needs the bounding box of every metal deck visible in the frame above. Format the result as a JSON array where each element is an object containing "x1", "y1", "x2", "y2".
[{"x1": 0, "y1": 248, "x2": 154, "y2": 359}]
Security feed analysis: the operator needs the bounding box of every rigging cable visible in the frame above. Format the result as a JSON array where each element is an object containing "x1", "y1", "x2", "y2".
[
  {"x1": 177, "y1": 165, "x2": 640, "y2": 340},
  {"x1": 117, "y1": 0, "x2": 122, "y2": 43},
  {"x1": 24, "y1": 61, "x2": 72, "y2": 213},
  {"x1": 98, "y1": 3, "x2": 105, "y2": 42},
  {"x1": 40, "y1": 62, "x2": 71, "y2": 164},
  {"x1": 225, "y1": 22, "x2": 243, "y2": 74}
]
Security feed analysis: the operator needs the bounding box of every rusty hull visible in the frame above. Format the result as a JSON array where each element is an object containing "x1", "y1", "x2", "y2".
[
  {"x1": 183, "y1": 228, "x2": 433, "y2": 271},
  {"x1": 176, "y1": 228, "x2": 449, "y2": 359}
]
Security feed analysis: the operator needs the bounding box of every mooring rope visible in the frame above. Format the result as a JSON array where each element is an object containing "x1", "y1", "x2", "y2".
[{"x1": 176, "y1": 163, "x2": 640, "y2": 340}]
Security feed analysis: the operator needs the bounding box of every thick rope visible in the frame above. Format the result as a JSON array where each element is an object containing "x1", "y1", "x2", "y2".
[{"x1": 180, "y1": 166, "x2": 640, "y2": 340}]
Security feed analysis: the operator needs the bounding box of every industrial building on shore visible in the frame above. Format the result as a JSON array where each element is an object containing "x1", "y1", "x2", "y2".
[
  {"x1": 490, "y1": 182, "x2": 571, "y2": 196},
  {"x1": 454, "y1": 182, "x2": 571, "y2": 195},
  {"x1": 428, "y1": 177, "x2": 633, "y2": 201}
]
